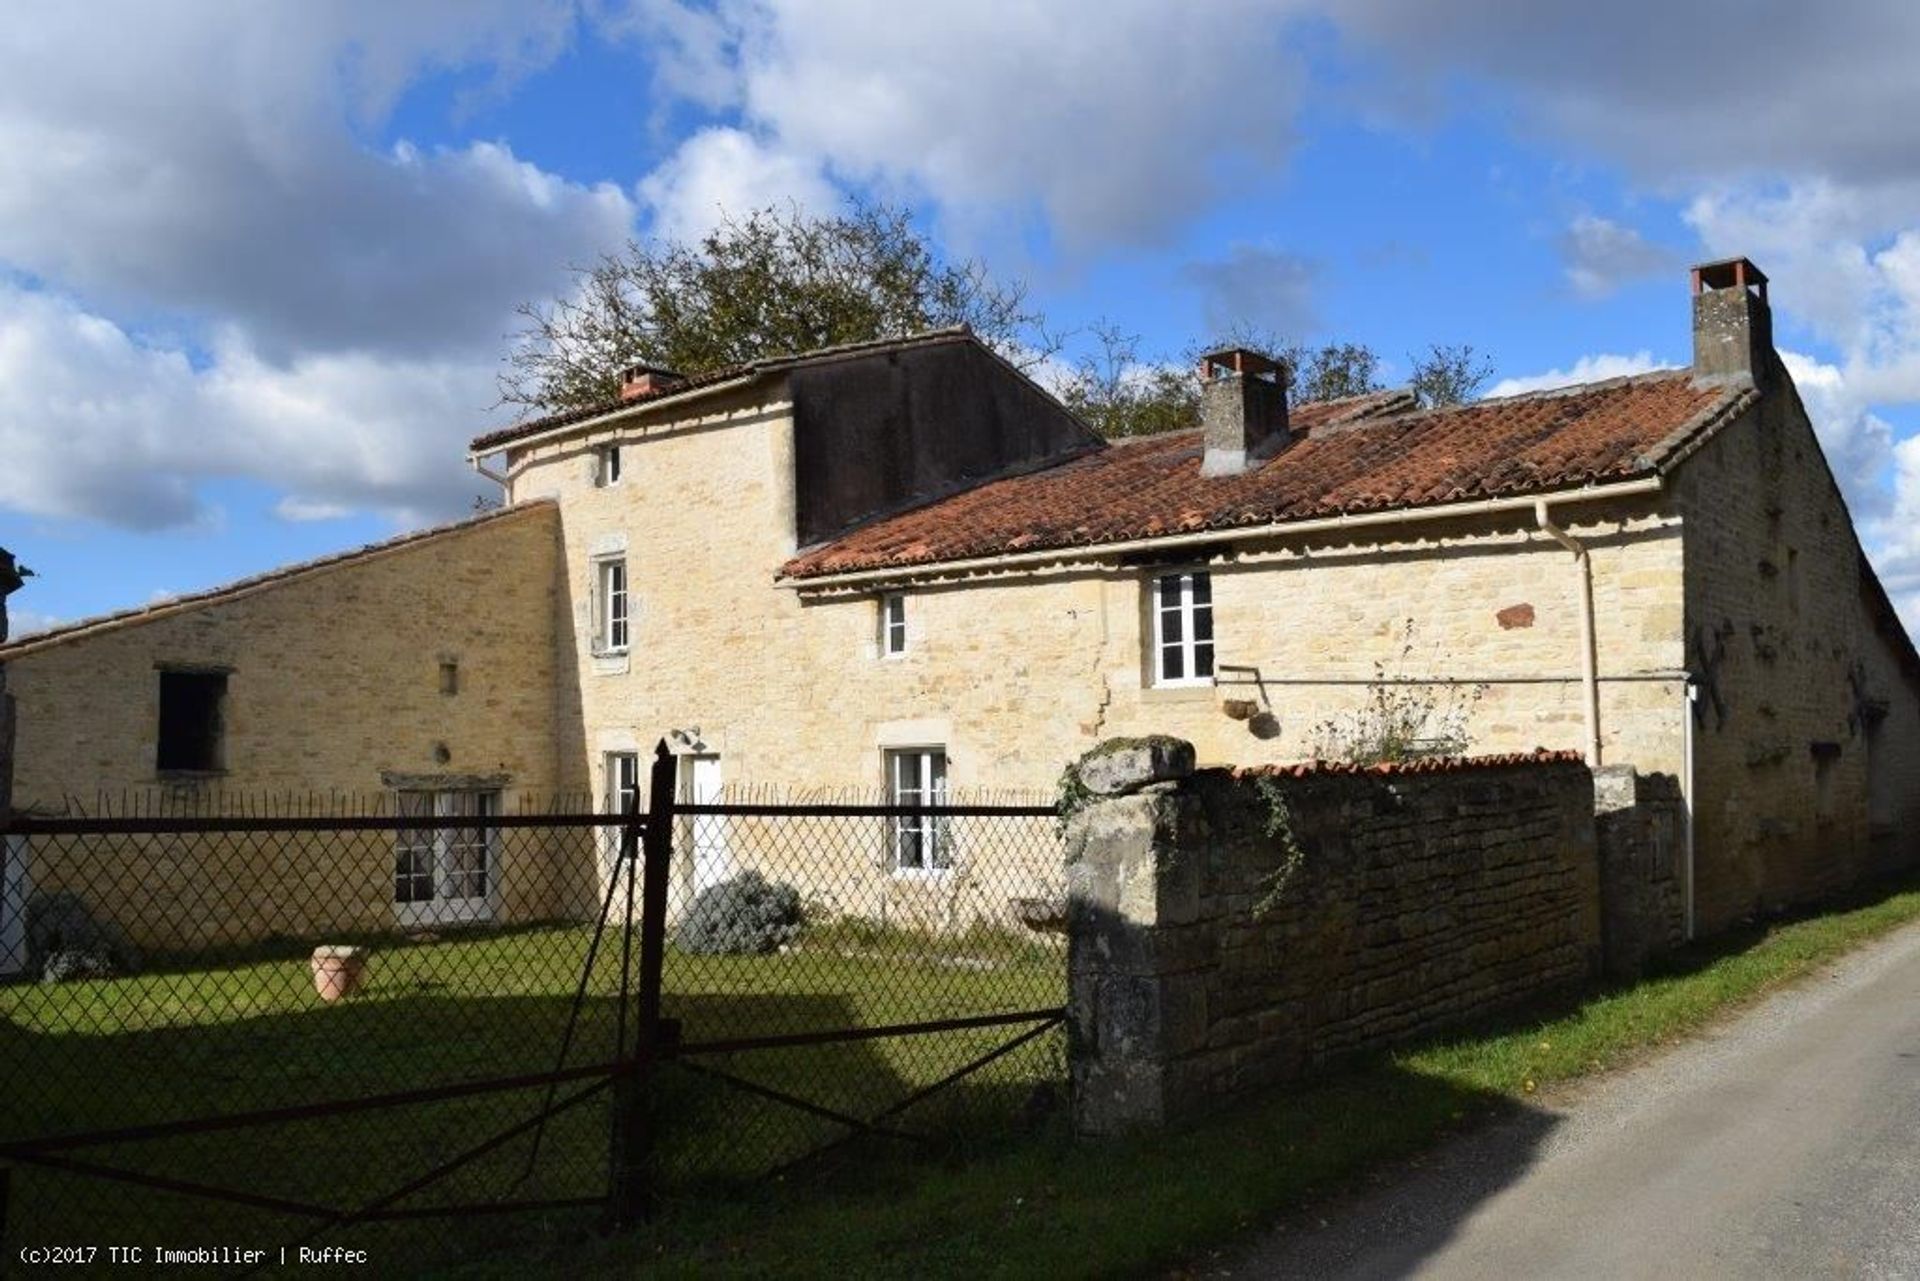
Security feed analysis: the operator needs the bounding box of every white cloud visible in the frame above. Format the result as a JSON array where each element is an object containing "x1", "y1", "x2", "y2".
[
  {"x1": 2, "y1": 605, "x2": 60, "y2": 641},
  {"x1": 0, "y1": 6, "x2": 635, "y2": 361},
  {"x1": 639, "y1": 0, "x2": 1309, "y2": 249},
  {"x1": 0, "y1": 285, "x2": 507, "y2": 530},
  {"x1": 637, "y1": 128, "x2": 839, "y2": 243},
  {"x1": 1877, "y1": 435, "x2": 1920, "y2": 634},
  {"x1": 1559, "y1": 215, "x2": 1676, "y2": 299},
  {"x1": 1777, "y1": 350, "x2": 1895, "y2": 517},
  {"x1": 1487, "y1": 351, "x2": 1666, "y2": 399},
  {"x1": 0, "y1": 3, "x2": 641, "y2": 533},
  {"x1": 1330, "y1": 3, "x2": 1920, "y2": 194}
]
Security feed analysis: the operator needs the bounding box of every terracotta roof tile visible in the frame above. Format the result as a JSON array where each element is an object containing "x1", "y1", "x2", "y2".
[
  {"x1": 1231, "y1": 750, "x2": 1588, "y2": 778},
  {"x1": 781, "y1": 372, "x2": 1750, "y2": 580}
]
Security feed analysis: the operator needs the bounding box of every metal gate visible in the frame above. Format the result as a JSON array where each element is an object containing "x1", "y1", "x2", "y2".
[{"x1": 0, "y1": 746, "x2": 1064, "y2": 1271}]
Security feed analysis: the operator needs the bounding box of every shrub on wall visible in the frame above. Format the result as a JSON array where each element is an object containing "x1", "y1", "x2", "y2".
[{"x1": 1307, "y1": 619, "x2": 1486, "y2": 763}]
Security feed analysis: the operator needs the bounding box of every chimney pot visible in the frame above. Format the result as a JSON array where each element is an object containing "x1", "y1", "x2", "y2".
[
  {"x1": 618, "y1": 363, "x2": 686, "y2": 403},
  {"x1": 1691, "y1": 257, "x2": 1772, "y2": 385},
  {"x1": 1198, "y1": 347, "x2": 1290, "y2": 477}
]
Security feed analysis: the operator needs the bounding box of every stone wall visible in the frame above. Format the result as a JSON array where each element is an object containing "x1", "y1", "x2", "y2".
[
  {"x1": 1593, "y1": 766, "x2": 1686, "y2": 977},
  {"x1": 0, "y1": 504, "x2": 573, "y2": 947},
  {"x1": 508, "y1": 374, "x2": 1687, "y2": 931},
  {"x1": 1066, "y1": 738, "x2": 1604, "y2": 1134},
  {"x1": 1674, "y1": 374, "x2": 1920, "y2": 930}
]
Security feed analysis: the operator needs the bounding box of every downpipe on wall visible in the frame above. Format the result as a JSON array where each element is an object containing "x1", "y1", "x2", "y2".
[
  {"x1": 1533, "y1": 500, "x2": 1603, "y2": 768},
  {"x1": 1683, "y1": 678, "x2": 1698, "y2": 940}
]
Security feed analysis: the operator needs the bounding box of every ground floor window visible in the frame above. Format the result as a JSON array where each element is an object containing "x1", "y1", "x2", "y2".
[
  {"x1": 606, "y1": 752, "x2": 641, "y2": 813},
  {"x1": 886, "y1": 747, "x2": 950, "y2": 873},
  {"x1": 394, "y1": 789, "x2": 499, "y2": 921}
]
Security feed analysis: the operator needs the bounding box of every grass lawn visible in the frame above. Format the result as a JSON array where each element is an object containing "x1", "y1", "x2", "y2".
[
  {"x1": 496, "y1": 868, "x2": 1920, "y2": 1281},
  {"x1": 0, "y1": 919, "x2": 1064, "y2": 1272}
]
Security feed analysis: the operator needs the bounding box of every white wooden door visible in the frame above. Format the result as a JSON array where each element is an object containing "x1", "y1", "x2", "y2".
[{"x1": 687, "y1": 755, "x2": 732, "y2": 895}]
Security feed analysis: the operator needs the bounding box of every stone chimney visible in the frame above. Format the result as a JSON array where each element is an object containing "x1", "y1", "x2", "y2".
[
  {"x1": 1198, "y1": 348, "x2": 1290, "y2": 478},
  {"x1": 1691, "y1": 257, "x2": 1773, "y2": 386},
  {"x1": 618, "y1": 362, "x2": 686, "y2": 403}
]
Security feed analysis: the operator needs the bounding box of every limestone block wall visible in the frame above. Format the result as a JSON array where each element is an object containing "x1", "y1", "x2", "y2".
[
  {"x1": 1675, "y1": 384, "x2": 1920, "y2": 929},
  {"x1": 0, "y1": 504, "x2": 576, "y2": 947},
  {"x1": 1594, "y1": 766, "x2": 1686, "y2": 977},
  {"x1": 1066, "y1": 739, "x2": 1601, "y2": 1134}
]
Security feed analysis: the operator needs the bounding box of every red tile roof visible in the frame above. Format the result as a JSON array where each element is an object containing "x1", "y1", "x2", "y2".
[{"x1": 780, "y1": 371, "x2": 1753, "y2": 581}]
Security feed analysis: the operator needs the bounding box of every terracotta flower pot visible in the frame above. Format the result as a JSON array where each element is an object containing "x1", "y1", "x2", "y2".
[{"x1": 310, "y1": 945, "x2": 369, "y2": 1002}]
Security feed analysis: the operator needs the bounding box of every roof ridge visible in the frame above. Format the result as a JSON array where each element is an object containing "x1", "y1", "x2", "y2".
[
  {"x1": 0, "y1": 501, "x2": 556, "y2": 661},
  {"x1": 470, "y1": 325, "x2": 980, "y2": 454}
]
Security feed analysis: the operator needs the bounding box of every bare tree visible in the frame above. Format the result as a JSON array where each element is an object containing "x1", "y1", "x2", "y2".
[{"x1": 1408, "y1": 343, "x2": 1496, "y2": 408}]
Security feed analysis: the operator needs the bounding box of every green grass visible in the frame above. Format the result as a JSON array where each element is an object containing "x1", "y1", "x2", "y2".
[
  {"x1": 0, "y1": 920, "x2": 1064, "y2": 1273},
  {"x1": 508, "y1": 869, "x2": 1920, "y2": 1281}
]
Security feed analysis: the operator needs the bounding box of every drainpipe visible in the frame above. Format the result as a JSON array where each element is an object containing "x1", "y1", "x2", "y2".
[
  {"x1": 470, "y1": 454, "x2": 510, "y2": 494},
  {"x1": 1682, "y1": 679, "x2": 1698, "y2": 940},
  {"x1": 1533, "y1": 500, "x2": 1602, "y2": 767}
]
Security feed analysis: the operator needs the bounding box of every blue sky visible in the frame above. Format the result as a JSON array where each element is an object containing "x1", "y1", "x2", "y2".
[{"x1": 3, "y1": 2, "x2": 1919, "y2": 635}]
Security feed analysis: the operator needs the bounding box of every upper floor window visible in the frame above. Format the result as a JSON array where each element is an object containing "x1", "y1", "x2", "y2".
[
  {"x1": 880, "y1": 592, "x2": 908, "y2": 657},
  {"x1": 594, "y1": 557, "x2": 629, "y2": 654},
  {"x1": 157, "y1": 668, "x2": 228, "y2": 773},
  {"x1": 1151, "y1": 571, "x2": 1214, "y2": 687},
  {"x1": 596, "y1": 444, "x2": 622, "y2": 488}
]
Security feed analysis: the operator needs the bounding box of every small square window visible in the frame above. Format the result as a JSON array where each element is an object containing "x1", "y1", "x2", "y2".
[
  {"x1": 880, "y1": 592, "x2": 908, "y2": 656},
  {"x1": 156, "y1": 669, "x2": 227, "y2": 773},
  {"x1": 596, "y1": 444, "x2": 622, "y2": 488}
]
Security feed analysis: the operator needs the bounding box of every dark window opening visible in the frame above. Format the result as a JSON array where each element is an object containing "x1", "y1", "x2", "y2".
[
  {"x1": 157, "y1": 670, "x2": 227, "y2": 773},
  {"x1": 439, "y1": 660, "x2": 459, "y2": 696}
]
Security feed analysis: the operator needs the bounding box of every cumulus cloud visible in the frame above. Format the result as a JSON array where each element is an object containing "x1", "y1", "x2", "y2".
[
  {"x1": 1777, "y1": 350, "x2": 1896, "y2": 517},
  {"x1": 0, "y1": 285, "x2": 507, "y2": 531},
  {"x1": 637, "y1": 127, "x2": 839, "y2": 243},
  {"x1": 1182, "y1": 246, "x2": 1319, "y2": 340},
  {"x1": 1559, "y1": 215, "x2": 1677, "y2": 299},
  {"x1": 0, "y1": 4, "x2": 634, "y2": 360},
  {"x1": 638, "y1": 0, "x2": 1309, "y2": 248},
  {"x1": 1330, "y1": 3, "x2": 1920, "y2": 194},
  {"x1": 1486, "y1": 351, "x2": 1666, "y2": 399},
  {"x1": 0, "y1": 3, "x2": 638, "y2": 533}
]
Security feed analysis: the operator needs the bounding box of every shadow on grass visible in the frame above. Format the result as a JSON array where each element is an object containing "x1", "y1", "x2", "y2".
[{"x1": 0, "y1": 956, "x2": 1065, "y2": 1276}]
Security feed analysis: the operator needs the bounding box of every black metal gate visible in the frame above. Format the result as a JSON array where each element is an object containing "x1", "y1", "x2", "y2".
[{"x1": 0, "y1": 745, "x2": 1064, "y2": 1271}]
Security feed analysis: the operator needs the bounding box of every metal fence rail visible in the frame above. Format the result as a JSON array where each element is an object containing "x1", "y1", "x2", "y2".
[{"x1": 0, "y1": 747, "x2": 1065, "y2": 1273}]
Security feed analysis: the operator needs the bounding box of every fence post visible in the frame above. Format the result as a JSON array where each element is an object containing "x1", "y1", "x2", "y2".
[
  {"x1": 608, "y1": 742, "x2": 677, "y2": 1230},
  {"x1": 0, "y1": 547, "x2": 28, "y2": 820}
]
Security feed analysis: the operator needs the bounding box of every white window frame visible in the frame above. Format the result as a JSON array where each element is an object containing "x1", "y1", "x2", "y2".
[
  {"x1": 880, "y1": 592, "x2": 908, "y2": 657},
  {"x1": 593, "y1": 556, "x2": 629, "y2": 654},
  {"x1": 596, "y1": 443, "x2": 623, "y2": 487},
  {"x1": 606, "y1": 752, "x2": 641, "y2": 813},
  {"x1": 393, "y1": 789, "x2": 499, "y2": 924},
  {"x1": 885, "y1": 747, "x2": 951, "y2": 875},
  {"x1": 1151, "y1": 570, "x2": 1215, "y2": 688}
]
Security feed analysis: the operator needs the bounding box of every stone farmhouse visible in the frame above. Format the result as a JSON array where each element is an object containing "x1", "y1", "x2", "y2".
[{"x1": 2, "y1": 257, "x2": 1916, "y2": 955}]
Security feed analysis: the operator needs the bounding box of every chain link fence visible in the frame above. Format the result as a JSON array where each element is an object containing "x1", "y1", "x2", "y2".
[{"x1": 0, "y1": 780, "x2": 1064, "y2": 1273}]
